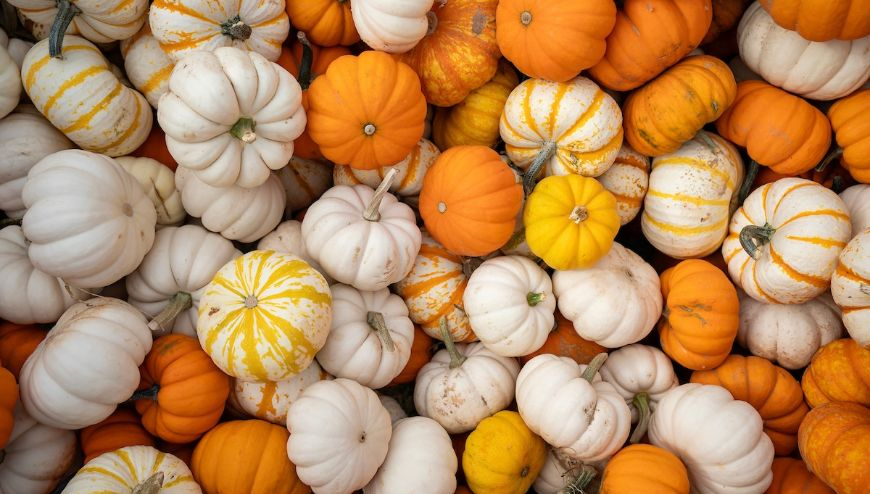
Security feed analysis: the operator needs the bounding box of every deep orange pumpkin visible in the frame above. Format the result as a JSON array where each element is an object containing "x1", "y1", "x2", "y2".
[
  {"x1": 758, "y1": 0, "x2": 870, "y2": 41},
  {"x1": 703, "y1": 0, "x2": 749, "y2": 43},
  {"x1": 827, "y1": 88, "x2": 870, "y2": 184},
  {"x1": 802, "y1": 338, "x2": 870, "y2": 408},
  {"x1": 131, "y1": 125, "x2": 177, "y2": 171},
  {"x1": 389, "y1": 325, "x2": 434, "y2": 386},
  {"x1": 0, "y1": 323, "x2": 46, "y2": 379},
  {"x1": 798, "y1": 402, "x2": 870, "y2": 494},
  {"x1": 767, "y1": 458, "x2": 834, "y2": 494},
  {"x1": 0, "y1": 362, "x2": 17, "y2": 449},
  {"x1": 600, "y1": 444, "x2": 690, "y2": 494},
  {"x1": 285, "y1": 0, "x2": 358, "y2": 46},
  {"x1": 80, "y1": 408, "x2": 156, "y2": 463},
  {"x1": 520, "y1": 312, "x2": 608, "y2": 365}
]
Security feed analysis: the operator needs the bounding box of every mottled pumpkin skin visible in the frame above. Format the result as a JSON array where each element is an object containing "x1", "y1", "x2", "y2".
[
  {"x1": 798, "y1": 402, "x2": 870, "y2": 494},
  {"x1": 828, "y1": 89, "x2": 870, "y2": 183},
  {"x1": 80, "y1": 409, "x2": 155, "y2": 463},
  {"x1": 0, "y1": 363, "x2": 17, "y2": 448},
  {"x1": 520, "y1": 312, "x2": 608, "y2": 365},
  {"x1": 0, "y1": 323, "x2": 46, "y2": 379},
  {"x1": 285, "y1": 0, "x2": 359, "y2": 46},
  {"x1": 388, "y1": 326, "x2": 434, "y2": 385},
  {"x1": 802, "y1": 338, "x2": 870, "y2": 408},
  {"x1": 600, "y1": 444, "x2": 690, "y2": 494},
  {"x1": 767, "y1": 458, "x2": 834, "y2": 494},
  {"x1": 759, "y1": 0, "x2": 870, "y2": 41}
]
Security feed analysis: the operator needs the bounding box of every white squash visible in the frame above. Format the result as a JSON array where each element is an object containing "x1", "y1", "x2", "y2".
[
  {"x1": 22, "y1": 149, "x2": 156, "y2": 288},
  {"x1": 120, "y1": 22, "x2": 174, "y2": 108},
  {"x1": 553, "y1": 242, "x2": 662, "y2": 348},
  {"x1": 19, "y1": 298, "x2": 153, "y2": 429},
  {"x1": 0, "y1": 40, "x2": 21, "y2": 120},
  {"x1": 287, "y1": 378, "x2": 392, "y2": 494},
  {"x1": 840, "y1": 184, "x2": 870, "y2": 239},
  {"x1": 831, "y1": 229, "x2": 870, "y2": 347},
  {"x1": 278, "y1": 156, "x2": 334, "y2": 213},
  {"x1": 258, "y1": 220, "x2": 332, "y2": 283},
  {"x1": 463, "y1": 255, "x2": 555, "y2": 357},
  {"x1": 378, "y1": 395, "x2": 407, "y2": 424},
  {"x1": 649, "y1": 383, "x2": 775, "y2": 494},
  {"x1": 116, "y1": 156, "x2": 185, "y2": 227},
  {"x1": 8, "y1": 0, "x2": 147, "y2": 50},
  {"x1": 229, "y1": 360, "x2": 331, "y2": 425},
  {"x1": 351, "y1": 0, "x2": 434, "y2": 54},
  {"x1": 364, "y1": 417, "x2": 457, "y2": 494},
  {"x1": 0, "y1": 28, "x2": 34, "y2": 67},
  {"x1": 533, "y1": 449, "x2": 603, "y2": 494},
  {"x1": 597, "y1": 145, "x2": 650, "y2": 226},
  {"x1": 62, "y1": 445, "x2": 201, "y2": 493},
  {"x1": 333, "y1": 138, "x2": 439, "y2": 197},
  {"x1": 0, "y1": 404, "x2": 77, "y2": 494},
  {"x1": 316, "y1": 284, "x2": 414, "y2": 389}
]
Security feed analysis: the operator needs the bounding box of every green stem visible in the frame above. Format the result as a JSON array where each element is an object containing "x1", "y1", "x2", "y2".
[
  {"x1": 220, "y1": 15, "x2": 252, "y2": 40},
  {"x1": 367, "y1": 311, "x2": 395, "y2": 352},
  {"x1": 737, "y1": 160, "x2": 760, "y2": 205},
  {"x1": 630, "y1": 392, "x2": 651, "y2": 444},
  {"x1": 131, "y1": 472, "x2": 164, "y2": 494},
  {"x1": 48, "y1": 0, "x2": 80, "y2": 58},
  {"x1": 363, "y1": 168, "x2": 398, "y2": 221},
  {"x1": 580, "y1": 353, "x2": 608, "y2": 382},
  {"x1": 439, "y1": 318, "x2": 466, "y2": 369},
  {"x1": 696, "y1": 130, "x2": 719, "y2": 153},
  {"x1": 557, "y1": 465, "x2": 597, "y2": 494},
  {"x1": 230, "y1": 117, "x2": 256, "y2": 143},
  {"x1": 739, "y1": 223, "x2": 776, "y2": 260},
  {"x1": 527, "y1": 292, "x2": 544, "y2": 307},
  {"x1": 815, "y1": 146, "x2": 843, "y2": 172},
  {"x1": 296, "y1": 31, "x2": 314, "y2": 90},
  {"x1": 523, "y1": 141, "x2": 557, "y2": 194},
  {"x1": 126, "y1": 384, "x2": 159, "y2": 403},
  {"x1": 147, "y1": 291, "x2": 192, "y2": 337}
]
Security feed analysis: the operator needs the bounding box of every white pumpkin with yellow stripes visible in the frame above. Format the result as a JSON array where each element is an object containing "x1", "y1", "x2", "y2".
[
  {"x1": 120, "y1": 21, "x2": 174, "y2": 108},
  {"x1": 334, "y1": 138, "x2": 440, "y2": 197},
  {"x1": 229, "y1": 360, "x2": 332, "y2": 425},
  {"x1": 642, "y1": 133, "x2": 744, "y2": 258},
  {"x1": 62, "y1": 445, "x2": 201, "y2": 493},
  {"x1": 722, "y1": 178, "x2": 852, "y2": 305},
  {"x1": 831, "y1": 229, "x2": 870, "y2": 347},
  {"x1": 196, "y1": 250, "x2": 332, "y2": 382},
  {"x1": 21, "y1": 36, "x2": 152, "y2": 157},
  {"x1": 597, "y1": 145, "x2": 650, "y2": 226}
]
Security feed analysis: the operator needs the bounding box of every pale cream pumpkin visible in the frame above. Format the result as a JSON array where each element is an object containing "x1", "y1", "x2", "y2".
[
  {"x1": 0, "y1": 28, "x2": 34, "y2": 67},
  {"x1": 0, "y1": 404, "x2": 77, "y2": 494},
  {"x1": 116, "y1": 156, "x2": 185, "y2": 227},
  {"x1": 257, "y1": 220, "x2": 332, "y2": 283},
  {"x1": 351, "y1": 0, "x2": 435, "y2": 53},
  {"x1": 831, "y1": 229, "x2": 870, "y2": 347},
  {"x1": 840, "y1": 185, "x2": 870, "y2": 238},
  {"x1": 597, "y1": 145, "x2": 650, "y2": 225},
  {"x1": 277, "y1": 156, "x2": 334, "y2": 213},
  {"x1": 119, "y1": 21, "x2": 174, "y2": 108},
  {"x1": 0, "y1": 41, "x2": 20, "y2": 120},
  {"x1": 333, "y1": 138, "x2": 439, "y2": 197},
  {"x1": 229, "y1": 360, "x2": 331, "y2": 425},
  {"x1": 63, "y1": 445, "x2": 201, "y2": 493}
]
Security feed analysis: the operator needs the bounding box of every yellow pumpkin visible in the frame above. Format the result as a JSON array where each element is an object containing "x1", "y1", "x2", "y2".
[{"x1": 196, "y1": 250, "x2": 332, "y2": 382}]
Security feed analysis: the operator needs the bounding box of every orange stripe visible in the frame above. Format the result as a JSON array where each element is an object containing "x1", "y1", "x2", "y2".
[
  {"x1": 773, "y1": 182, "x2": 815, "y2": 216},
  {"x1": 559, "y1": 90, "x2": 605, "y2": 140},
  {"x1": 836, "y1": 262, "x2": 868, "y2": 284},
  {"x1": 614, "y1": 156, "x2": 648, "y2": 172},
  {"x1": 751, "y1": 261, "x2": 777, "y2": 303},
  {"x1": 778, "y1": 209, "x2": 850, "y2": 228},
  {"x1": 152, "y1": 0, "x2": 214, "y2": 23},
  {"x1": 769, "y1": 244, "x2": 827, "y2": 288},
  {"x1": 140, "y1": 64, "x2": 173, "y2": 94},
  {"x1": 786, "y1": 236, "x2": 847, "y2": 249},
  {"x1": 546, "y1": 83, "x2": 570, "y2": 137},
  {"x1": 522, "y1": 80, "x2": 542, "y2": 139},
  {"x1": 653, "y1": 157, "x2": 735, "y2": 190}
]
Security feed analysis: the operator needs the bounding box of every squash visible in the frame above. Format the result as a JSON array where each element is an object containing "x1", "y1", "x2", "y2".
[
  {"x1": 257, "y1": 220, "x2": 331, "y2": 283},
  {"x1": 827, "y1": 89, "x2": 870, "y2": 184},
  {"x1": 0, "y1": 363, "x2": 16, "y2": 450},
  {"x1": 22, "y1": 149, "x2": 156, "y2": 288},
  {"x1": 798, "y1": 402, "x2": 870, "y2": 494},
  {"x1": 658, "y1": 259, "x2": 739, "y2": 370},
  {"x1": 119, "y1": 22, "x2": 174, "y2": 108},
  {"x1": 0, "y1": 404, "x2": 76, "y2": 493},
  {"x1": 589, "y1": 0, "x2": 713, "y2": 91},
  {"x1": 277, "y1": 156, "x2": 334, "y2": 213},
  {"x1": 737, "y1": 291, "x2": 843, "y2": 369},
  {"x1": 287, "y1": 378, "x2": 392, "y2": 493},
  {"x1": 623, "y1": 55, "x2": 737, "y2": 157},
  {"x1": 333, "y1": 138, "x2": 439, "y2": 197},
  {"x1": 553, "y1": 243, "x2": 662, "y2": 348},
  {"x1": 597, "y1": 145, "x2": 650, "y2": 226},
  {"x1": 704, "y1": 0, "x2": 748, "y2": 43},
  {"x1": 840, "y1": 185, "x2": 870, "y2": 235},
  {"x1": 131, "y1": 126, "x2": 178, "y2": 171},
  {"x1": 285, "y1": 0, "x2": 358, "y2": 47},
  {"x1": 722, "y1": 178, "x2": 851, "y2": 304},
  {"x1": 115, "y1": 156, "x2": 185, "y2": 228},
  {"x1": 197, "y1": 250, "x2": 332, "y2": 382},
  {"x1": 21, "y1": 36, "x2": 152, "y2": 156},
  {"x1": 80, "y1": 409, "x2": 155, "y2": 463},
  {"x1": 519, "y1": 312, "x2": 608, "y2": 366},
  {"x1": 0, "y1": 42, "x2": 20, "y2": 120},
  {"x1": 599, "y1": 444, "x2": 690, "y2": 494},
  {"x1": 63, "y1": 445, "x2": 200, "y2": 493},
  {"x1": 0, "y1": 323, "x2": 46, "y2": 379},
  {"x1": 149, "y1": 0, "x2": 289, "y2": 62},
  {"x1": 229, "y1": 360, "x2": 331, "y2": 425},
  {"x1": 389, "y1": 326, "x2": 434, "y2": 385},
  {"x1": 0, "y1": 28, "x2": 33, "y2": 67},
  {"x1": 802, "y1": 338, "x2": 870, "y2": 407},
  {"x1": 642, "y1": 132, "x2": 744, "y2": 258},
  {"x1": 768, "y1": 457, "x2": 835, "y2": 494},
  {"x1": 832, "y1": 229, "x2": 870, "y2": 345},
  {"x1": 351, "y1": 0, "x2": 434, "y2": 53},
  {"x1": 532, "y1": 449, "x2": 605, "y2": 494},
  {"x1": 758, "y1": 0, "x2": 870, "y2": 41},
  {"x1": 495, "y1": 0, "x2": 616, "y2": 82}
]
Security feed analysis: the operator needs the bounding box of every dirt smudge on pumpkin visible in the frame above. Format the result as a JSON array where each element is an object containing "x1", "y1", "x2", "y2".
[{"x1": 471, "y1": 10, "x2": 488, "y2": 35}]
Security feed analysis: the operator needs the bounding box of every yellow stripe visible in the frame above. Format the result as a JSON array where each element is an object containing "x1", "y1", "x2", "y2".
[
  {"x1": 140, "y1": 64, "x2": 173, "y2": 94},
  {"x1": 836, "y1": 262, "x2": 868, "y2": 284},
  {"x1": 779, "y1": 209, "x2": 850, "y2": 228},
  {"x1": 92, "y1": 94, "x2": 144, "y2": 153},
  {"x1": 769, "y1": 245, "x2": 827, "y2": 288},
  {"x1": 647, "y1": 189, "x2": 729, "y2": 206},
  {"x1": 522, "y1": 80, "x2": 542, "y2": 139},
  {"x1": 786, "y1": 236, "x2": 847, "y2": 249},
  {"x1": 559, "y1": 90, "x2": 605, "y2": 140},
  {"x1": 61, "y1": 83, "x2": 123, "y2": 133},
  {"x1": 164, "y1": 475, "x2": 195, "y2": 488},
  {"x1": 24, "y1": 45, "x2": 97, "y2": 90},
  {"x1": 43, "y1": 66, "x2": 103, "y2": 114},
  {"x1": 642, "y1": 212, "x2": 728, "y2": 234},
  {"x1": 652, "y1": 157, "x2": 736, "y2": 191},
  {"x1": 78, "y1": 466, "x2": 128, "y2": 486}
]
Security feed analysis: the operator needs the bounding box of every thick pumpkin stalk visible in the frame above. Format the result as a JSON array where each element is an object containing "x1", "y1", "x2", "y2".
[
  {"x1": 230, "y1": 117, "x2": 257, "y2": 144},
  {"x1": 523, "y1": 141, "x2": 557, "y2": 194},
  {"x1": 367, "y1": 311, "x2": 395, "y2": 352},
  {"x1": 527, "y1": 291, "x2": 544, "y2": 306},
  {"x1": 147, "y1": 291, "x2": 193, "y2": 336},
  {"x1": 126, "y1": 384, "x2": 159, "y2": 403},
  {"x1": 439, "y1": 318, "x2": 466, "y2": 369},
  {"x1": 815, "y1": 146, "x2": 844, "y2": 173},
  {"x1": 580, "y1": 353, "x2": 608, "y2": 382},
  {"x1": 296, "y1": 32, "x2": 314, "y2": 90},
  {"x1": 737, "y1": 160, "x2": 761, "y2": 205},
  {"x1": 48, "y1": 0, "x2": 81, "y2": 58},
  {"x1": 220, "y1": 15, "x2": 252, "y2": 40},
  {"x1": 629, "y1": 392, "x2": 651, "y2": 444},
  {"x1": 363, "y1": 168, "x2": 399, "y2": 221},
  {"x1": 739, "y1": 223, "x2": 776, "y2": 260},
  {"x1": 132, "y1": 472, "x2": 164, "y2": 494}
]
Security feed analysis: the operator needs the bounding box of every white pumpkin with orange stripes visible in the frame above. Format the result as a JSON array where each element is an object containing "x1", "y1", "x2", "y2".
[
  {"x1": 148, "y1": 0, "x2": 289, "y2": 62},
  {"x1": 642, "y1": 133, "x2": 744, "y2": 258},
  {"x1": 597, "y1": 145, "x2": 650, "y2": 225},
  {"x1": 62, "y1": 445, "x2": 201, "y2": 493},
  {"x1": 334, "y1": 138, "x2": 439, "y2": 197},
  {"x1": 722, "y1": 178, "x2": 852, "y2": 304},
  {"x1": 277, "y1": 156, "x2": 333, "y2": 213},
  {"x1": 21, "y1": 36, "x2": 152, "y2": 157},
  {"x1": 229, "y1": 360, "x2": 331, "y2": 424},
  {"x1": 840, "y1": 185, "x2": 870, "y2": 239},
  {"x1": 120, "y1": 22, "x2": 174, "y2": 108},
  {"x1": 831, "y1": 229, "x2": 870, "y2": 347},
  {"x1": 158, "y1": 47, "x2": 306, "y2": 188}
]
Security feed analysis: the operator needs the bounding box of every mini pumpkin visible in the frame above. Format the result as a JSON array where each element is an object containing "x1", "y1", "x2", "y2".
[
  {"x1": 257, "y1": 220, "x2": 331, "y2": 282},
  {"x1": 351, "y1": 0, "x2": 434, "y2": 53},
  {"x1": 0, "y1": 323, "x2": 46, "y2": 379},
  {"x1": 519, "y1": 312, "x2": 608, "y2": 366},
  {"x1": 277, "y1": 156, "x2": 334, "y2": 213},
  {"x1": 758, "y1": 0, "x2": 870, "y2": 41},
  {"x1": 0, "y1": 363, "x2": 17, "y2": 449},
  {"x1": 63, "y1": 445, "x2": 201, "y2": 493},
  {"x1": 840, "y1": 185, "x2": 870, "y2": 235},
  {"x1": 389, "y1": 326, "x2": 434, "y2": 385},
  {"x1": 285, "y1": 0, "x2": 358, "y2": 47},
  {"x1": 333, "y1": 138, "x2": 439, "y2": 197},
  {"x1": 229, "y1": 360, "x2": 331, "y2": 425},
  {"x1": 119, "y1": 22, "x2": 174, "y2": 108},
  {"x1": 802, "y1": 338, "x2": 870, "y2": 408},
  {"x1": 597, "y1": 145, "x2": 650, "y2": 226},
  {"x1": 0, "y1": 44, "x2": 20, "y2": 120},
  {"x1": 798, "y1": 402, "x2": 870, "y2": 494},
  {"x1": 80, "y1": 409, "x2": 155, "y2": 463},
  {"x1": 831, "y1": 229, "x2": 870, "y2": 346},
  {"x1": 115, "y1": 156, "x2": 185, "y2": 228},
  {"x1": 599, "y1": 444, "x2": 690, "y2": 494},
  {"x1": 767, "y1": 457, "x2": 834, "y2": 494},
  {"x1": 0, "y1": 404, "x2": 76, "y2": 493},
  {"x1": 827, "y1": 89, "x2": 870, "y2": 184}
]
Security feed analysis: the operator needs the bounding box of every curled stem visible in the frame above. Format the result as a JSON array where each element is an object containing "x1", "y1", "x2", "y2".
[
  {"x1": 439, "y1": 318, "x2": 466, "y2": 369},
  {"x1": 580, "y1": 353, "x2": 608, "y2": 382},
  {"x1": 630, "y1": 392, "x2": 651, "y2": 444},
  {"x1": 363, "y1": 168, "x2": 398, "y2": 221},
  {"x1": 737, "y1": 160, "x2": 760, "y2": 205},
  {"x1": 739, "y1": 223, "x2": 775, "y2": 260}
]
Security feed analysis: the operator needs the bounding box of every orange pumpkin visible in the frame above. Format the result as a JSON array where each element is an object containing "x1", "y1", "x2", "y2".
[
  {"x1": 767, "y1": 458, "x2": 834, "y2": 494},
  {"x1": 285, "y1": 0, "x2": 358, "y2": 46},
  {"x1": 134, "y1": 334, "x2": 231, "y2": 444},
  {"x1": 589, "y1": 0, "x2": 713, "y2": 91},
  {"x1": 798, "y1": 402, "x2": 870, "y2": 494},
  {"x1": 0, "y1": 362, "x2": 17, "y2": 449},
  {"x1": 758, "y1": 0, "x2": 870, "y2": 41},
  {"x1": 715, "y1": 80, "x2": 832, "y2": 175},
  {"x1": 307, "y1": 50, "x2": 427, "y2": 170},
  {"x1": 802, "y1": 338, "x2": 870, "y2": 408},
  {"x1": 703, "y1": 0, "x2": 749, "y2": 43},
  {"x1": 396, "y1": 0, "x2": 501, "y2": 107},
  {"x1": 520, "y1": 312, "x2": 608, "y2": 365},
  {"x1": 495, "y1": 0, "x2": 616, "y2": 82},
  {"x1": 0, "y1": 323, "x2": 46, "y2": 379},
  {"x1": 690, "y1": 355, "x2": 808, "y2": 455},
  {"x1": 623, "y1": 55, "x2": 737, "y2": 156},
  {"x1": 419, "y1": 146, "x2": 523, "y2": 257},
  {"x1": 130, "y1": 125, "x2": 177, "y2": 171},
  {"x1": 600, "y1": 444, "x2": 690, "y2": 494},
  {"x1": 80, "y1": 409, "x2": 156, "y2": 463},
  {"x1": 388, "y1": 326, "x2": 434, "y2": 386},
  {"x1": 658, "y1": 259, "x2": 739, "y2": 370},
  {"x1": 826, "y1": 89, "x2": 870, "y2": 183}
]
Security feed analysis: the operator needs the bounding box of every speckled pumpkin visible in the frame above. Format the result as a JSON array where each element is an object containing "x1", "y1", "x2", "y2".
[
  {"x1": 798, "y1": 402, "x2": 870, "y2": 494},
  {"x1": 802, "y1": 338, "x2": 870, "y2": 408}
]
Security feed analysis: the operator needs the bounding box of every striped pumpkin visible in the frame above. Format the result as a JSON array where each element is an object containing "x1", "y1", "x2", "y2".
[
  {"x1": 197, "y1": 250, "x2": 332, "y2": 382},
  {"x1": 8, "y1": 0, "x2": 147, "y2": 45},
  {"x1": 642, "y1": 133, "x2": 744, "y2": 258},
  {"x1": 597, "y1": 144, "x2": 650, "y2": 225},
  {"x1": 148, "y1": 0, "x2": 290, "y2": 62},
  {"x1": 21, "y1": 36, "x2": 152, "y2": 156},
  {"x1": 120, "y1": 21, "x2": 174, "y2": 108},
  {"x1": 64, "y1": 445, "x2": 199, "y2": 493},
  {"x1": 229, "y1": 360, "x2": 331, "y2": 425},
  {"x1": 394, "y1": 232, "x2": 475, "y2": 342},
  {"x1": 831, "y1": 229, "x2": 870, "y2": 347},
  {"x1": 722, "y1": 178, "x2": 852, "y2": 304},
  {"x1": 333, "y1": 138, "x2": 439, "y2": 197}
]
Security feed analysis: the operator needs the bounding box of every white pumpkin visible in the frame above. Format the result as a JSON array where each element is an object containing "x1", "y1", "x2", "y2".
[
  {"x1": 0, "y1": 28, "x2": 34, "y2": 67},
  {"x1": 278, "y1": 156, "x2": 334, "y2": 213},
  {"x1": 738, "y1": 2, "x2": 870, "y2": 101},
  {"x1": 229, "y1": 360, "x2": 331, "y2": 425},
  {"x1": 351, "y1": 0, "x2": 434, "y2": 54},
  {"x1": 553, "y1": 242, "x2": 662, "y2": 348},
  {"x1": 258, "y1": 220, "x2": 333, "y2": 283},
  {"x1": 116, "y1": 156, "x2": 185, "y2": 227},
  {"x1": 19, "y1": 298, "x2": 153, "y2": 429},
  {"x1": 316, "y1": 284, "x2": 414, "y2": 389},
  {"x1": 286, "y1": 378, "x2": 392, "y2": 494},
  {"x1": 363, "y1": 416, "x2": 457, "y2": 494},
  {"x1": 649, "y1": 383, "x2": 775, "y2": 494},
  {"x1": 302, "y1": 169, "x2": 422, "y2": 291},
  {"x1": 62, "y1": 445, "x2": 201, "y2": 493},
  {"x1": 22, "y1": 149, "x2": 157, "y2": 288},
  {"x1": 737, "y1": 290, "x2": 843, "y2": 369},
  {"x1": 157, "y1": 47, "x2": 306, "y2": 189},
  {"x1": 174, "y1": 166, "x2": 285, "y2": 243},
  {"x1": 840, "y1": 184, "x2": 870, "y2": 239},
  {"x1": 463, "y1": 255, "x2": 555, "y2": 357},
  {"x1": 0, "y1": 40, "x2": 21, "y2": 120},
  {"x1": 533, "y1": 449, "x2": 602, "y2": 494},
  {"x1": 9, "y1": 0, "x2": 147, "y2": 48},
  {"x1": 378, "y1": 395, "x2": 407, "y2": 424},
  {"x1": 831, "y1": 229, "x2": 870, "y2": 347},
  {"x1": 0, "y1": 404, "x2": 77, "y2": 494},
  {"x1": 120, "y1": 22, "x2": 174, "y2": 108},
  {"x1": 126, "y1": 225, "x2": 241, "y2": 337},
  {"x1": 597, "y1": 145, "x2": 650, "y2": 226},
  {"x1": 334, "y1": 138, "x2": 439, "y2": 197}
]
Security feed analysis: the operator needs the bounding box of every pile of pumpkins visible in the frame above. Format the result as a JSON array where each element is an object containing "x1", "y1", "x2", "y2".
[{"x1": 0, "y1": 0, "x2": 868, "y2": 493}]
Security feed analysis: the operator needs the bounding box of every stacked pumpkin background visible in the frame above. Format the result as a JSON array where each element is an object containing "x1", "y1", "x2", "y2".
[{"x1": 0, "y1": 0, "x2": 868, "y2": 492}]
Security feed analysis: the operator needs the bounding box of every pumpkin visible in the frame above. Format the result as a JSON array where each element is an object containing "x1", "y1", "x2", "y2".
[
  {"x1": 131, "y1": 126, "x2": 178, "y2": 171},
  {"x1": 64, "y1": 445, "x2": 200, "y2": 493},
  {"x1": 588, "y1": 0, "x2": 713, "y2": 91},
  {"x1": 316, "y1": 284, "x2": 414, "y2": 389},
  {"x1": 285, "y1": 0, "x2": 358, "y2": 47},
  {"x1": 419, "y1": 145, "x2": 522, "y2": 257},
  {"x1": 0, "y1": 29, "x2": 33, "y2": 67},
  {"x1": 750, "y1": 158, "x2": 857, "y2": 194},
  {"x1": 257, "y1": 220, "x2": 331, "y2": 283},
  {"x1": 832, "y1": 229, "x2": 870, "y2": 345},
  {"x1": 737, "y1": 291, "x2": 843, "y2": 369},
  {"x1": 623, "y1": 55, "x2": 737, "y2": 157},
  {"x1": 715, "y1": 81, "x2": 832, "y2": 175},
  {"x1": 658, "y1": 259, "x2": 739, "y2": 370},
  {"x1": 597, "y1": 145, "x2": 650, "y2": 226},
  {"x1": 21, "y1": 149, "x2": 156, "y2": 288},
  {"x1": 307, "y1": 51, "x2": 426, "y2": 170},
  {"x1": 389, "y1": 326, "x2": 434, "y2": 385},
  {"x1": 21, "y1": 36, "x2": 152, "y2": 156},
  {"x1": 196, "y1": 250, "x2": 332, "y2": 382},
  {"x1": 768, "y1": 457, "x2": 835, "y2": 494},
  {"x1": 149, "y1": 0, "x2": 289, "y2": 62},
  {"x1": 827, "y1": 88, "x2": 870, "y2": 183},
  {"x1": 525, "y1": 174, "x2": 621, "y2": 270},
  {"x1": 277, "y1": 156, "x2": 334, "y2": 213},
  {"x1": 802, "y1": 338, "x2": 870, "y2": 407},
  {"x1": 116, "y1": 156, "x2": 185, "y2": 228},
  {"x1": 0, "y1": 323, "x2": 46, "y2": 379},
  {"x1": 641, "y1": 132, "x2": 744, "y2": 258},
  {"x1": 333, "y1": 138, "x2": 439, "y2": 197},
  {"x1": 722, "y1": 178, "x2": 851, "y2": 304},
  {"x1": 0, "y1": 404, "x2": 76, "y2": 493},
  {"x1": 519, "y1": 312, "x2": 608, "y2": 366},
  {"x1": 841, "y1": 185, "x2": 870, "y2": 235},
  {"x1": 704, "y1": 0, "x2": 749, "y2": 43},
  {"x1": 599, "y1": 444, "x2": 690, "y2": 494},
  {"x1": 0, "y1": 363, "x2": 16, "y2": 449},
  {"x1": 287, "y1": 378, "x2": 392, "y2": 493},
  {"x1": 500, "y1": 77, "x2": 623, "y2": 180},
  {"x1": 351, "y1": 0, "x2": 433, "y2": 53},
  {"x1": 80, "y1": 409, "x2": 155, "y2": 463},
  {"x1": 798, "y1": 402, "x2": 870, "y2": 494},
  {"x1": 229, "y1": 360, "x2": 331, "y2": 425},
  {"x1": 758, "y1": 0, "x2": 870, "y2": 41},
  {"x1": 193, "y1": 419, "x2": 307, "y2": 494},
  {"x1": 462, "y1": 410, "x2": 548, "y2": 494},
  {"x1": 532, "y1": 449, "x2": 606, "y2": 494},
  {"x1": 495, "y1": 0, "x2": 616, "y2": 82},
  {"x1": 119, "y1": 22, "x2": 174, "y2": 108},
  {"x1": 378, "y1": 395, "x2": 407, "y2": 425},
  {"x1": 553, "y1": 243, "x2": 662, "y2": 348},
  {"x1": 0, "y1": 42, "x2": 20, "y2": 119}
]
